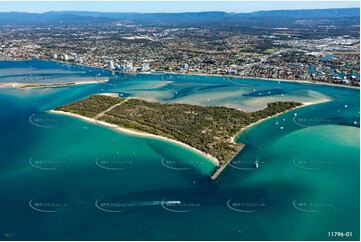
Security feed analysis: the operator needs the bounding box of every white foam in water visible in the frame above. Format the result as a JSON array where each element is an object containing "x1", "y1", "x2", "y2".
[{"x1": 120, "y1": 200, "x2": 181, "y2": 207}]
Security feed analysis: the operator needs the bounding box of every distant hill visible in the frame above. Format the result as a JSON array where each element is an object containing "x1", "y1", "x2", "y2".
[
  {"x1": 44, "y1": 8, "x2": 360, "y2": 19},
  {"x1": 0, "y1": 12, "x2": 111, "y2": 25},
  {"x1": 246, "y1": 8, "x2": 360, "y2": 18},
  {"x1": 0, "y1": 8, "x2": 359, "y2": 27}
]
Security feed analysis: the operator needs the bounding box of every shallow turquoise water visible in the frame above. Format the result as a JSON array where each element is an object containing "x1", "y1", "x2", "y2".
[{"x1": 0, "y1": 60, "x2": 359, "y2": 240}]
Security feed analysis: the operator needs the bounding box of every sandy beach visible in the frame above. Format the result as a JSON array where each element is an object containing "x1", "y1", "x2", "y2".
[
  {"x1": 50, "y1": 109, "x2": 220, "y2": 166},
  {"x1": 0, "y1": 82, "x2": 23, "y2": 88},
  {"x1": 0, "y1": 80, "x2": 99, "y2": 88},
  {"x1": 74, "y1": 80, "x2": 100, "y2": 85},
  {"x1": 98, "y1": 93, "x2": 119, "y2": 98},
  {"x1": 231, "y1": 98, "x2": 332, "y2": 143}
]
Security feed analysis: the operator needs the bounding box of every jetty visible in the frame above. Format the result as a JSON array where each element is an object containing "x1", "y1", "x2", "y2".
[{"x1": 210, "y1": 144, "x2": 245, "y2": 180}]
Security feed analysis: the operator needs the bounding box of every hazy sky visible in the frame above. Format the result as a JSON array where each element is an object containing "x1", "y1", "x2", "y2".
[{"x1": 0, "y1": 1, "x2": 359, "y2": 13}]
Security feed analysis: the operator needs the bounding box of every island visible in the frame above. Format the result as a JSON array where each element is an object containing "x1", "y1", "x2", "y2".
[
  {"x1": 17, "y1": 83, "x2": 76, "y2": 88},
  {"x1": 54, "y1": 95, "x2": 302, "y2": 180}
]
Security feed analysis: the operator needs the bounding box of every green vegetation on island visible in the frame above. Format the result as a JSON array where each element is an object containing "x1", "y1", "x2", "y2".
[
  {"x1": 55, "y1": 95, "x2": 302, "y2": 170},
  {"x1": 57, "y1": 94, "x2": 123, "y2": 117}
]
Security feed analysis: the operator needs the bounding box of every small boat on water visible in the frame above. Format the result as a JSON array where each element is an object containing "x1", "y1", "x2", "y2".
[
  {"x1": 254, "y1": 161, "x2": 259, "y2": 168},
  {"x1": 4, "y1": 233, "x2": 15, "y2": 238}
]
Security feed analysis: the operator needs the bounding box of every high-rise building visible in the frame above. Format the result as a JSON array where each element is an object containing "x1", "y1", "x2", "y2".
[
  {"x1": 108, "y1": 60, "x2": 115, "y2": 70},
  {"x1": 141, "y1": 63, "x2": 150, "y2": 71},
  {"x1": 125, "y1": 62, "x2": 133, "y2": 72},
  {"x1": 73, "y1": 54, "x2": 79, "y2": 62}
]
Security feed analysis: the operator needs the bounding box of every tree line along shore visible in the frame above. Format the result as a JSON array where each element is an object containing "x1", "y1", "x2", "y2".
[{"x1": 55, "y1": 95, "x2": 302, "y2": 179}]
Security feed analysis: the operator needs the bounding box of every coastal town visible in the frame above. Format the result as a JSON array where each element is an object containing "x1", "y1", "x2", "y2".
[{"x1": 0, "y1": 11, "x2": 359, "y2": 87}]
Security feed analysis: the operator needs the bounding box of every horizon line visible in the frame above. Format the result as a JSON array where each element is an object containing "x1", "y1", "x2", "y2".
[{"x1": 0, "y1": 6, "x2": 359, "y2": 14}]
